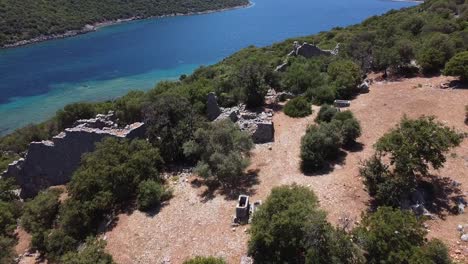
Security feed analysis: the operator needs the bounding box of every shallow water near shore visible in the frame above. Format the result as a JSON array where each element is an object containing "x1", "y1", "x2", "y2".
[{"x1": 0, "y1": 0, "x2": 416, "y2": 135}]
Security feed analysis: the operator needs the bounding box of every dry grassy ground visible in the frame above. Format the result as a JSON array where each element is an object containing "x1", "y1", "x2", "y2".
[{"x1": 105, "y1": 75, "x2": 468, "y2": 263}]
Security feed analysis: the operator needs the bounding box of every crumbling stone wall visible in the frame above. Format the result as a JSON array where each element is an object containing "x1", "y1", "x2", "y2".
[
  {"x1": 2, "y1": 113, "x2": 146, "y2": 198},
  {"x1": 207, "y1": 95, "x2": 275, "y2": 144}
]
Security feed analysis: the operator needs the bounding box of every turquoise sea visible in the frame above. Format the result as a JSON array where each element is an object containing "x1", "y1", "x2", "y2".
[{"x1": 0, "y1": 0, "x2": 416, "y2": 135}]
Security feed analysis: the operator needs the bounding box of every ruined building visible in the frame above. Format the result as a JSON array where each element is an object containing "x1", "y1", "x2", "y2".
[{"x1": 1, "y1": 112, "x2": 145, "y2": 198}]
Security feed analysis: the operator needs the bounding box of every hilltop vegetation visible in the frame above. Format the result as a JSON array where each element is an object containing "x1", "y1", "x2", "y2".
[
  {"x1": 0, "y1": 0, "x2": 467, "y2": 261},
  {"x1": 0, "y1": 0, "x2": 249, "y2": 46}
]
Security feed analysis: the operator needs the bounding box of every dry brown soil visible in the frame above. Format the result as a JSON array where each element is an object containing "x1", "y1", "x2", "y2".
[{"x1": 105, "y1": 75, "x2": 468, "y2": 264}]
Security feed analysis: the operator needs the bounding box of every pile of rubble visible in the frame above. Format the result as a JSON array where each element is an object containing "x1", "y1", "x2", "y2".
[
  {"x1": 1, "y1": 112, "x2": 145, "y2": 198},
  {"x1": 207, "y1": 93, "x2": 275, "y2": 143}
]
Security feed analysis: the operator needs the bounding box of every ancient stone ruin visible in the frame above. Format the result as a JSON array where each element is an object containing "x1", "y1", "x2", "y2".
[
  {"x1": 207, "y1": 93, "x2": 275, "y2": 143},
  {"x1": 275, "y1": 41, "x2": 340, "y2": 71},
  {"x1": 292, "y1": 41, "x2": 340, "y2": 58},
  {"x1": 1, "y1": 112, "x2": 145, "y2": 198}
]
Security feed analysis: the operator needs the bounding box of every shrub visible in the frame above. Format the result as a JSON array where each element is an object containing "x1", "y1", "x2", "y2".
[
  {"x1": 300, "y1": 123, "x2": 342, "y2": 172},
  {"x1": 0, "y1": 235, "x2": 16, "y2": 264},
  {"x1": 362, "y1": 116, "x2": 462, "y2": 207},
  {"x1": 282, "y1": 59, "x2": 326, "y2": 95},
  {"x1": 354, "y1": 207, "x2": 427, "y2": 263},
  {"x1": 360, "y1": 155, "x2": 414, "y2": 207},
  {"x1": 0, "y1": 201, "x2": 17, "y2": 236},
  {"x1": 183, "y1": 256, "x2": 226, "y2": 264},
  {"x1": 0, "y1": 178, "x2": 19, "y2": 203},
  {"x1": 308, "y1": 85, "x2": 336, "y2": 105},
  {"x1": 284, "y1": 97, "x2": 312, "y2": 118},
  {"x1": 375, "y1": 116, "x2": 462, "y2": 177},
  {"x1": 144, "y1": 94, "x2": 202, "y2": 162},
  {"x1": 137, "y1": 180, "x2": 165, "y2": 211},
  {"x1": 327, "y1": 60, "x2": 362, "y2": 99},
  {"x1": 61, "y1": 138, "x2": 163, "y2": 238},
  {"x1": 61, "y1": 238, "x2": 114, "y2": 264},
  {"x1": 335, "y1": 111, "x2": 361, "y2": 145},
  {"x1": 183, "y1": 120, "x2": 253, "y2": 188},
  {"x1": 21, "y1": 189, "x2": 62, "y2": 250},
  {"x1": 417, "y1": 33, "x2": 455, "y2": 73},
  {"x1": 249, "y1": 185, "x2": 362, "y2": 263},
  {"x1": 249, "y1": 185, "x2": 320, "y2": 263},
  {"x1": 56, "y1": 102, "x2": 97, "y2": 130},
  {"x1": 315, "y1": 104, "x2": 338, "y2": 123},
  {"x1": 114, "y1": 91, "x2": 146, "y2": 124},
  {"x1": 444, "y1": 51, "x2": 468, "y2": 81},
  {"x1": 45, "y1": 229, "x2": 78, "y2": 261},
  {"x1": 234, "y1": 59, "x2": 270, "y2": 108}
]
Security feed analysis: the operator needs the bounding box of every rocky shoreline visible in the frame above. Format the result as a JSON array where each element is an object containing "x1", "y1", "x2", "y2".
[{"x1": 1, "y1": 3, "x2": 252, "y2": 49}]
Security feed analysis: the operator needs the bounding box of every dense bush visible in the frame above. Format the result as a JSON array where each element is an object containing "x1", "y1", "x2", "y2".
[
  {"x1": 315, "y1": 104, "x2": 338, "y2": 123},
  {"x1": 60, "y1": 138, "x2": 163, "y2": 238},
  {"x1": 334, "y1": 111, "x2": 362, "y2": 145},
  {"x1": 234, "y1": 59, "x2": 270, "y2": 108},
  {"x1": 137, "y1": 180, "x2": 171, "y2": 211},
  {"x1": 354, "y1": 207, "x2": 450, "y2": 264},
  {"x1": 61, "y1": 238, "x2": 114, "y2": 264},
  {"x1": 417, "y1": 33, "x2": 455, "y2": 73},
  {"x1": 284, "y1": 97, "x2": 313, "y2": 118},
  {"x1": 21, "y1": 189, "x2": 62, "y2": 251},
  {"x1": 0, "y1": 178, "x2": 20, "y2": 264},
  {"x1": 375, "y1": 116, "x2": 462, "y2": 177},
  {"x1": 444, "y1": 51, "x2": 468, "y2": 81},
  {"x1": 144, "y1": 94, "x2": 203, "y2": 162},
  {"x1": 184, "y1": 120, "x2": 253, "y2": 188},
  {"x1": 0, "y1": 235, "x2": 16, "y2": 264},
  {"x1": 282, "y1": 59, "x2": 326, "y2": 95},
  {"x1": 56, "y1": 102, "x2": 98, "y2": 130},
  {"x1": 248, "y1": 185, "x2": 363, "y2": 263},
  {"x1": 300, "y1": 123, "x2": 342, "y2": 172},
  {"x1": 362, "y1": 116, "x2": 462, "y2": 207},
  {"x1": 301, "y1": 109, "x2": 361, "y2": 172},
  {"x1": 327, "y1": 60, "x2": 362, "y2": 98},
  {"x1": 183, "y1": 256, "x2": 226, "y2": 264}
]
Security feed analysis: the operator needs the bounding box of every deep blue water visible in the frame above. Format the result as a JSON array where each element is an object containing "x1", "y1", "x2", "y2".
[{"x1": 0, "y1": 0, "x2": 416, "y2": 135}]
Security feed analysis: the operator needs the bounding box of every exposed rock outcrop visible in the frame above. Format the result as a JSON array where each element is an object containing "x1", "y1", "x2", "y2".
[{"x1": 2, "y1": 112, "x2": 145, "y2": 198}]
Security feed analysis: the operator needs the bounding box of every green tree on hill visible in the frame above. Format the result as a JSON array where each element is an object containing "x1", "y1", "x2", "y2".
[
  {"x1": 444, "y1": 51, "x2": 468, "y2": 81},
  {"x1": 183, "y1": 120, "x2": 253, "y2": 188}
]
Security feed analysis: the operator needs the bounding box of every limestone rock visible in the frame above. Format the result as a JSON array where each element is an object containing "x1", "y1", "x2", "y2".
[{"x1": 461, "y1": 234, "x2": 468, "y2": 242}]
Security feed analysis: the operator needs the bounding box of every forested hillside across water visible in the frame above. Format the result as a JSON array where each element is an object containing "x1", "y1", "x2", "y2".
[
  {"x1": 0, "y1": 0, "x2": 249, "y2": 46},
  {"x1": 0, "y1": 0, "x2": 466, "y2": 163}
]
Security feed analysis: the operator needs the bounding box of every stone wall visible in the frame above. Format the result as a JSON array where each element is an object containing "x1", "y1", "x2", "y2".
[
  {"x1": 207, "y1": 94, "x2": 275, "y2": 144},
  {"x1": 2, "y1": 112, "x2": 146, "y2": 198}
]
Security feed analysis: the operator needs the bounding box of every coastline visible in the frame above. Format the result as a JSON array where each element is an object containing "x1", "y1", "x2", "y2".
[{"x1": 1, "y1": 2, "x2": 252, "y2": 49}]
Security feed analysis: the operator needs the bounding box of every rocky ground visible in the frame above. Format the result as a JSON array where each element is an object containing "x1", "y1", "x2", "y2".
[
  {"x1": 105, "y1": 75, "x2": 468, "y2": 263},
  {"x1": 15, "y1": 75, "x2": 468, "y2": 263}
]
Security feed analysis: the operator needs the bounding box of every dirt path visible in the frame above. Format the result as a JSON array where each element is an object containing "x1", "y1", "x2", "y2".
[{"x1": 106, "y1": 75, "x2": 468, "y2": 263}]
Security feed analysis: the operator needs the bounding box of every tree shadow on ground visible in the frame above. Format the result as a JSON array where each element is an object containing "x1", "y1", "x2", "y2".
[
  {"x1": 342, "y1": 142, "x2": 365, "y2": 153},
  {"x1": 194, "y1": 169, "x2": 260, "y2": 202},
  {"x1": 421, "y1": 175, "x2": 465, "y2": 219},
  {"x1": 302, "y1": 150, "x2": 348, "y2": 176}
]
